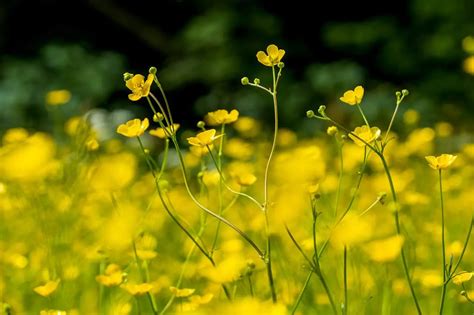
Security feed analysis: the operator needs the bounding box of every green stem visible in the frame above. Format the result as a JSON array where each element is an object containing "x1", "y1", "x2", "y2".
[
  {"x1": 356, "y1": 104, "x2": 370, "y2": 128},
  {"x1": 439, "y1": 170, "x2": 447, "y2": 315},
  {"x1": 343, "y1": 246, "x2": 348, "y2": 315},
  {"x1": 291, "y1": 271, "x2": 313, "y2": 315},
  {"x1": 211, "y1": 124, "x2": 226, "y2": 256},
  {"x1": 132, "y1": 241, "x2": 158, "y2": 315},
  {"x1": 383, "y1": 100, "x2": 401, "y2": 145},
  {"x1": 380, "y1": 155, "x2": 422, "y2": 315},
  {"x1": 335, "y1": 141, "x2": 344, "y2": 217},
  {"x1": 153, "y1": 78, "x2": 175, "y2": 125}
]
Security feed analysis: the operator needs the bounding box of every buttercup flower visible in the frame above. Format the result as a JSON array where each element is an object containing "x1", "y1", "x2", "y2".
[
  {"x1": 96, "y1": 264, "x2": 124, "y2": 287},
  {"x1": 205, "y1": 109, "x2": 239, "y2": 126},
  {"x1": 121, "y1": 283, "x2": 154, "y2": 296},
  {"x1": 125, "y1": 73, "x2": 154, "y2": 101},
  {"x1": 149, "y1": 124, "x2": 180, "y2": 139},
  {"x1": 425, "y1": 154, "x2": 457, "y2": 170},
  {"x1": 33, "y1": 279, "x2": 60, "y2": 297},
  {"x1": 348, "y1": 125, "x2": 381, "y2": 147},
  {"x1": 340, "y1": 86, "x2": 364, "y2": 105},
  {"x1": 452, "y1": 272, "x2": 473, "y2": 285},
  {"x1": 256, "y1": 44, "x2": 285, "y2": 67},
  {"x1": 45, "y1": 89, "x2": 71, "y2": 106},
  {"x1": 187, "y1": 129, "x2": 221, "y2": 147},
  {"x1": 169, "y1": 286, "x2": 195, "y2": 297},
  {"x1": 116, "y1": 118, "x2": 149, "y2": 138}
]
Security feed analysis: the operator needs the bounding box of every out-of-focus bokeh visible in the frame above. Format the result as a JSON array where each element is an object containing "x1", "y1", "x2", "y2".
[{"x1": 0, "y1": 0, "x2": 473, "y2": 138}]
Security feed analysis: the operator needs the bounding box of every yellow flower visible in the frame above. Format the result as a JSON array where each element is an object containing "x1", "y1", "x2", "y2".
[
  {"x1": 189, "y1": 144, "x2": 214, "y2": 157},
  {"x1": 463, "y1": 56, "x2": 474, "y2": 75},
  {"x1": 348, "y1": 125, "x2": 381, "y2": 146},
  {"x1": 452, "y1": 272, "x2": 473, "y2": 285},
  {"x1": 40, "y1": 310, "x2": 67, "y2": 315},
  {"x1": 205, "y1": 109, "x2": 239, "y2": 126},
  {"x1": 339, "y1": 86, "x2": 364, "y2": 105},
  {"x1": 125, "y1": 73, "x2": 154, "y2": 101},
  {"x1": 363, "y1": 235, "x2": 404, "y2": 262},
  {"x1": 45, "y1": 89, "x2": 71, "y2": 106},
  {"x1": 96, "y1": 264, "x2": 124, "y2": 287},
  {"x1": 149, "y1": 124, "x2": 180, "y2": 139},
  {"x1": 33, "y1": 279, "x2": 60, "y2": 297},
  {"x1": 187, "y1": 129, "x2": 221, "y2": 147},
  {"x1": 169, "y1": 286, "x2": 195, "y2": 297},
  {"x1": 116, "y1": 118, "x2": 149, "y2": 138},
  {"x1": 121, "y1": 283, "x2": 154, "y2": 296},
  {"x1": 233, "y1": 172, "x2": 257, "y2": 186},
  {"x1": 425, "y1": 154, "x2": 457, "y2": 170},
  {"x1": 256, "y1": 44, "x2": 285, "y2": 67}
]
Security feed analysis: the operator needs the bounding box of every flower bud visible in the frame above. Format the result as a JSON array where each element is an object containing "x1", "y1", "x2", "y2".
[
  {"x1": 306, "y1": 110, "x2": 315, "y2": 118},
  {"x1": 395, "y1": 91, "x2": 402, "y2": 98},
  {"x1": 149, "y1": 66, "x2": 157, "y2": 74},
  {"x1": 318, "y1": 105, "x2": 326, "y2": 116},
  {"x1": 327, "y1": 126, "x2": 338, "y2": 136},
  {"x1": 253, "y1": 78, "x2": 260, "y2": 85},
  {"x1": 123, "y1": 72, "x2": 134, "y2": 81},
  {"x1": 402, "y1": 89, "x2": 409, "y2": 96},
  {"x1": 153, "y1": 113, "x2": 164, "y2": 122},
  {"x1": 197, "y1": 121, "x2": 206, "y2": 129},
  {"x1": 241, "y1": 77, "x2": 249, "y2": 85},
  {"x1": 277, "y1": 62, "x2": 285, "y2": 69}
]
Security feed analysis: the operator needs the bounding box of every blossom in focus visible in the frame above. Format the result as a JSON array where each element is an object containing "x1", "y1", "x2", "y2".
[
  {"x1": 348, "y1": 125, "x2": 381, "y2": 147},
  {"x1": 339, "y1": 86, "x2": 364, "y2": 105},
  {"x1": 116, "y1": 118, "x2": 149, "y2": 138},
  {"x1": 187, "y1": 129, "x2": 221, "y2": 147},
  {"x1": 256, "y1": 44, "x2": 285, "y2": 67},
  {"x1": 125, "y1": 73, "x2": 154, "y2": 101},
  {"x1": 205, "y1": 109, "x2": 239, "y2": 126}
]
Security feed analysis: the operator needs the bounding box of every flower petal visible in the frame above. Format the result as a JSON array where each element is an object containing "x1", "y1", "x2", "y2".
[
  {"x1": 266, "y1": 44, "x2": 279, "y2": 60},
  {"x1": 256, "y1": 51, "x2": 271, "y2": 66}
]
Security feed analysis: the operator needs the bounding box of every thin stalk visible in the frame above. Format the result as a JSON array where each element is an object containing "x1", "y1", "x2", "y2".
[
  {"x1": 356, "y1": 104, "x2": 370, "y2": 128},
  {"x1": 438, "y1": 170, "x2": 447, "y2": 315},
  {"x1": 380, "y1": 155, "x2": 422, "y2": 315},
  {"x1": 343, "y1": 246, "x2": 348, "y2": 315},
  {"x1": 335, "y1": 142, "x2": 344, "y2": 217},
  {"x1": 383, "y1": 100, "x2": 401, "y2": 145},
  {"x1": 449, "y1": 216, "x2": 473, "y2": 278},
  {"x1": 153, "y1": 78, "x2": 174, "y2": 125},
  {"x1": 132, "y1": 241, "x2": 158, "y2": 315},
  {"x1": 291, "y1": 271, "x2": 313, "y2": 315}
]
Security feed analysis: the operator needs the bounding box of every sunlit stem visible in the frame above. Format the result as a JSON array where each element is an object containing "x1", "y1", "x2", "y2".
[
  {"x1": 153, "y1": 78, "x2": 174, "y2": 125},
  {"x1": 343, "y1": 246, "x2": 348, "y2": 315},
  {"x1": 210, "y1": 124, "x2": 226, "y2": 256},
  {"x1": 380, "y1": 155, "x2": 422, "y2": 315},
  {"x1": 438, "y1": 170, "x2": 447, "y2": 315},
  {"x1": 291, "y1": 271, "x2": 313, "y2": 315},
  {"x1": 147, "y1": 94, "x2": 171, "y2": 128},
  {"x1": 383, "y1": 99, "x2": 401, "y2": 145},
  {"x1": 356, "y1": 104, "x2": 370, "y2": 128}
]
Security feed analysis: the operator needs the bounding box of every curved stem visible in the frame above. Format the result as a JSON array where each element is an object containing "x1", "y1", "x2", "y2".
[
  {"x1": 380, "y1": 155, "x2": 422, "y2": 315},
  {"x1": 292, "y1": 271, "x2": 313, "y2": 315}
]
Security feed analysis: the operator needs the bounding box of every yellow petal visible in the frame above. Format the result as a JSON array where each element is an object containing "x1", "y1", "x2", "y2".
[
  {"x1": 425, "y1": 156, "x2": 438, "y2": 169},
  {"x1": 354, "y1": 85, "x2": 364, "y2": 102},
  {"x1": 256, "y1": 51, "x2": 271, "y2": 66},
  {"x1": 266, "y1": 44, "x2": 279, "y2": 60},
  {"x1": 278, "y1": 49, "x2": 286, "y2": 62},
  {"x1": 128, "y1": 93, "x2": 141, "y2": 101},
  {"x1": 452, "y1": 272, "x2": 473, "y2": 285},
  {"x1": 131, "y1": 74, "x2": 145, "y2": 86}
]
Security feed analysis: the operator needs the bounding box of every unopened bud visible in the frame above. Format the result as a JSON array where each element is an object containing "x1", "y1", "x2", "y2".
[
  {"x1": 318, "y1": 105, "x2": 326, "y2": 116},
  {"x1": 395, "y1": 91, "x2": 402, "y2": 98},
  {"x1": 197, "y1": 121, "x2": 206, "y2": 129},
  {"x1": 306, "y1": 110, "x2": 315, "y2": 118},
  {"x1": 149, "y1": 66, "x2": 157, "y2": 74},
  {"x1": 123, "y1": 72, "x2": 134, "y2": 81},
  {"x1": 277, "y1": 62, "x2": 285, "y2": 69},
  {"x1": 327, "y1": 126, "x2": 338, "y2": 136},
  {"x1": 153, "y1": 113, "x2": 164, "y2": 122},
  {"x1": 253, "y1": 78, "x2": 260, "y2": 85},
  {"x1": 241, "y1": 77, "x2": 249, "y2": 85},
  {"x1": 402, "y1": 89, "x2": 409, "y2": 96}
]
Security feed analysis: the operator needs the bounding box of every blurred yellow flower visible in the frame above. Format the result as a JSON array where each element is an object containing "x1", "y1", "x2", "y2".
[
  {"x1": 169, "y1": 286, "x2": 195, "y2": 297},
  {"x1": 125, "y1": 74, "x2": 154, "y2": 101},
  {"x1": 85, "y1": 138, "x2": 99, "y2": 151},
  {"x1": 45, "y1": 89, "x2": 71, "y2": 106},
  {"x1": 348, "y1": 125, "x2": 381, "y2": 147},
  {"x1": 339, "y1": 86, "x2": 364, "y2": 105},
  {"x1": 234, "y1": 116, "x2": 260, "y2": 137},
  {"x1": 189, "y1": 144, "x2": 214, "y2": 157},
  {"x1": 33, "y1": 279, "x2": 60, "y2": 297},
  {"x1": 463, "y1": 56, "x2": 474, "y2": 75},
  {"x1": 40, "y1": 310, "x2": 67, "y2": 315},
  {"x1": 2, "y1": 128, "x2": 29, "y2": 144},
  {"x1": 187, "y1": 129, "x2": 220, "y2": 147},
  {"x1": 96, "y1": 264, "x2": 124, "y2": 287},
  {"x1": 452, "y1": 272, "x2": 473, "y2": 285},
  {"x1": 116, "y1": 118, "x2": 149, "y2": 138},
  {"x1": 205, "y1": 109, "x2": 239, "y2": 126},
  {"x1": 425, "y1": 154, "x2": 457, "y2": 170},
  {"x1": 256, "y1": 44, "x2": 285, "y2": 67},
  {"x1": 363, "y1": 235, "x2": 404, "y2": 262},
  {"x1": 202, "y1": 170, "x2": 221, "y2": 186},
  {"x1": 233, "y1": 172, "x2": 257, "y2": 186},
  {"x1": 121, "y1": 283, "x2": 154, "y2": 296},
  {"x1": 462, "y1": 36, "x2": 474, "y2": 54},
  {"x1": 403, "y1": 109, "x2": 420, "y2": 125},
  {"x1": 149, "y1": 124, "x2": 180, "y2": 139}
]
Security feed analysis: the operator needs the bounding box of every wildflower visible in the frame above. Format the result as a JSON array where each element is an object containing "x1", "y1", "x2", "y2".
[
  {"x1": 45, "y1": 89, "x2": 71, "y2": 106},
  {"x1": 149, "y1": 124, "x2": 180, "y2": 139},
  {"x1": 363, "y1": 235, "x2": 404, "y2": 262},
  {"x1": 233, "y1": 116, "x2": 260, "y2": 138},
  {"x1": 190, "y1": 144, "x2": 214, "y2": 157},
  {"x1": 233, "y1": 172, "x2": 257, "y2": 186},
  {"x1": 463, "y1": 56, "x2": 474, "y2": 75},
  {"x1": 327, "y1": 126, "x2": 338, "y2": 136},
  {"x1": 169, "y1": 286, "x2": 195, "y2": 297},
  {"x1": 348, "y1": 125, "x2": 381, "y2": 147},
  {"x1": 121, "y1": 283, "x2": 154, "y2": 296},
  {"x1": 85, "y1": 138, "x2": 99, "y2": 151},
  {"x1": 205, "y1": 109, "x2": 239, "y2": 126},
  {"x1": 256, "y1": 44, "x2": 285, "y2": 67},
  {"x1": 125, "y1": 73, "x2": 154, "y2": 101},
  {"x1": 425, "y1": 154, "x2": 457, "y2": 170},
  {"x1": 452, "y1": 272, "x2": 473, "y2": 285},
  {"x1": 96, "y1": 264, "x2": 124, "y2": 287},
  {"x1": 33, "y1": 279, "x2": 60, "y2": 297},
  {"x1": 40, "y1": 310, "x2": 67, "y2": 315},
  {"x1": 187, "y1": 129, "x2": 221, "y2": 147},
  {"x1": 202, "y1": 170, "x2": 221, "y2": 186},
  {"x1": 339, "y1": 86, "x2": 364, "y2": 105},
  {"x1": 116, "y1": 118, "x2": 149, "y2": 138}
]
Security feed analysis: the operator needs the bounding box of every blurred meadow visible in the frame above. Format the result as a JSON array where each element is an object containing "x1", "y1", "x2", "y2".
[{"x1": 0, "y1": 1, "x2": 473, "y2": 314}]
